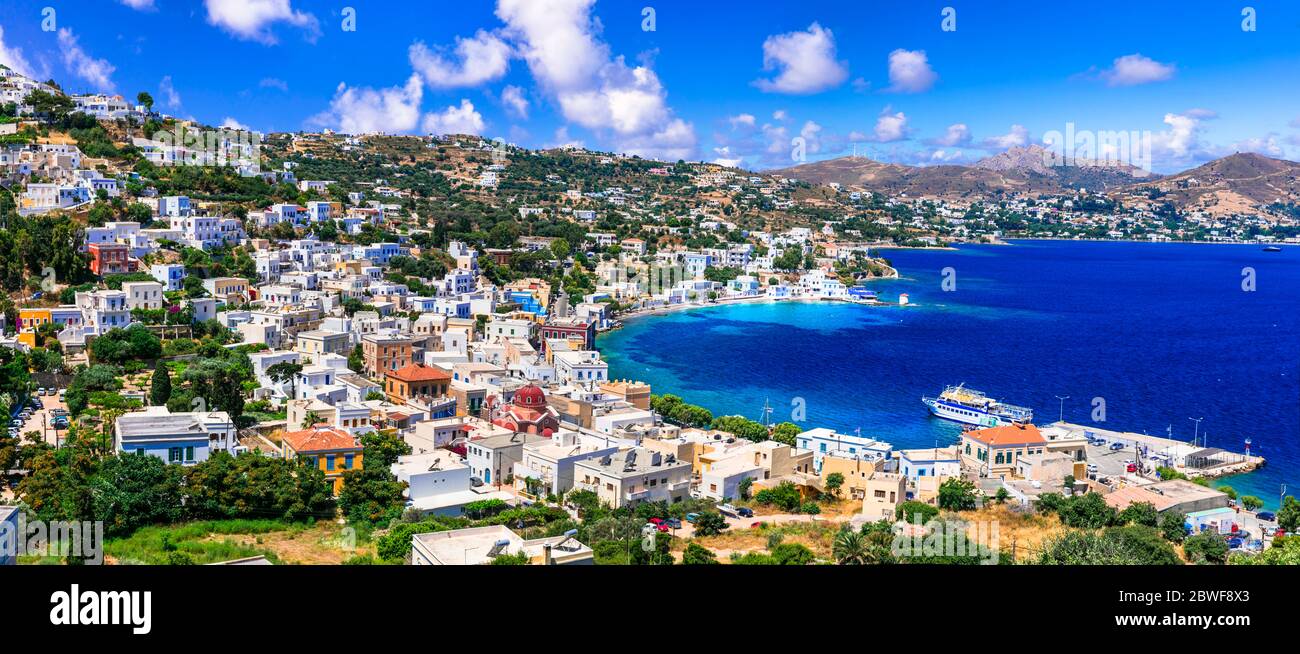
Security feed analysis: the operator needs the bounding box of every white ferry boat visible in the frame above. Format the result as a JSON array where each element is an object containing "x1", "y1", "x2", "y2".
[{"x1": 922, "y1": 384, "x2": 1033, "y2": 427}]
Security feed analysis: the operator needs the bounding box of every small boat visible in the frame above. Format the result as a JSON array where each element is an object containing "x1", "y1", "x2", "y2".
[
  {"x1": 1263, "y1": 246, "x2": 1282, "y2": 252},
  {"x1": 922, "y1": 383, "x2": 1033, "y2": 427}
]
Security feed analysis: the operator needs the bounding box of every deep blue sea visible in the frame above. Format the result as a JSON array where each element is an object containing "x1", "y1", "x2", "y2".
[{"x1": 597, "y1": 240, "x2": 1300, "y2": 508}]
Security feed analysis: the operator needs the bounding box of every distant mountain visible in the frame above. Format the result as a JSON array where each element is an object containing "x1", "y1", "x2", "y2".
[
  {"x1": 1115, "y1": 153, "x2": 1300, "y2": 215},
  {"x1": 768, "y1": 144, "x2": 1158, "y2": 198}
]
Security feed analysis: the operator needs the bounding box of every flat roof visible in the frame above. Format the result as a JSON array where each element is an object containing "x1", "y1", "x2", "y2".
[{"x1": 412, "y1": 525, "x2": 591, "y2": 565}]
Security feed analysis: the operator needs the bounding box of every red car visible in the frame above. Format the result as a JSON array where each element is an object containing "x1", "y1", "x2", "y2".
[
  {"x1": 1126, "y1": 463, "x2": 1138, "y2": 473},
  {"x1": 656, "y1": 523, "x2": 670, "y2": 533},
  {"x1": 647, "y1": 517, "x2": 664, "y2": 525}
]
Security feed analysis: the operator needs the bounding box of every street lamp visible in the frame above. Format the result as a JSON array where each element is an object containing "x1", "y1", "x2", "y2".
[
  {"x1": 1054, "y1": 395, "x2": 1069, "y2": 424},
  {"x1": 1189, "y1": 417, "x2": 1204, "y2": 448}
]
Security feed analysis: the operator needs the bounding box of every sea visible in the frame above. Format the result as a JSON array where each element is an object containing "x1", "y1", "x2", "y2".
[{"x1": 597, "y1": 240, "x2": 1300, "y2": 508}]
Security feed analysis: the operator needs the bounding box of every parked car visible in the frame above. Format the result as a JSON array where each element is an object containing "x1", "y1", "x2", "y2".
[
  {"x1": 1109, "y1": 442, "x2": 1125, "y2": 451},
  {"x1": 655, "y1": 523, "x2": 670, "y2": 533},
  {"x1": 664, "y1": 518, "x2": 682, "y2": 529},
  {"x1": 1086, "y1": 464, "x2": 1099, "y2": 474},
  {"x1": 1257, "y1": 511, "x2": 1276, "y2": 522},
  {"x1": 736, "y1": 507, "x2": 754, "y2": 518},
  {"x1": 684, "y1": 512, "x2": 700, "y2": 523},
  {"x1": 751, "y1": 521, "x2": 766, "y2": 528},
  {"x1": 647, "y1": 517, "x2": 664, "y2": 526},
  {"x1": 1227, "y1": 537, "x2": 1244, "y2": 549},
  {"x1": 1126, "y1": 463, "x2": 1138, "y2": 473}
]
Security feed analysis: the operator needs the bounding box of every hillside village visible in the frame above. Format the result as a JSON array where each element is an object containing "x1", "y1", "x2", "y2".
[{"x1": 2, "y1": 66, "x2": 1300, "y2": 567}]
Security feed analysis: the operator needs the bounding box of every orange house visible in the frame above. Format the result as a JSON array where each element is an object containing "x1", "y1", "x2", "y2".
[
  {"x1": 385, "y1": 363, "x2": 451, "y2": 404},
  {"x1": 280, "y1": 425, "x2": 365, "y2": 494}
]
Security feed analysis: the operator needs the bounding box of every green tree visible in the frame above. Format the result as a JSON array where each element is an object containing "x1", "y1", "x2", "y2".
[
  {"x1": 360, "y1": 430, "x2": 412, "y2": 469},
  {"x1": 770, "y1": 421, "x2": 801, "y2": 446},
  {"x1": 1240, "y1": 495, "x2": 1264, "y2": 512},
  {"x1": 937, "y1": 477, "x2": 978, "y2": 511},
  {"x1": 90, "y1": 453, "x2": 184, "y2": 537},
  {"x1": 770, "y1": 542, "x2": 815, "y2": 565},
  {"x1": 833, "y1": 528, "x2": 876, "y2": 565},
  {"x1": 266, "y1": 361, "x2": 304, "y2": 399},
  {"x1": 692, "y1": 511, "x2": 727, "y2": 537},
  {"x1": 1183, "y1": 530, "x2": 1229, "y2": 564},
  {"x1": 824, "y1": 472, "x2": 844, "y2": 498},
  {"x1": 1160, "y1": 510, "x2": 1188, "y2": 543},
  {"x1": 681, "y1": 542, "x2": 718, "y2": 565},
  {"x1": 1277, "y1": 496, "x2": 1300, "y2": 532},
  {"x1": 150, "y1": 360, "x2": 172, "y2": 406},
  {"x1": 737, "y1": 476, "x2": 754, "y2": 501},
  {"x1": 1118, "y1": 501, "x2": 1159, "y2": 528},
  {"x1": 136, "y1": 91, "x2": 154, "y2": 112},
  {"x1": 338, "y1": 467, "x2": 407, "y2": 527},
  {"x1": 896, "y1": 500, "x2": 939, "y2": 524}
]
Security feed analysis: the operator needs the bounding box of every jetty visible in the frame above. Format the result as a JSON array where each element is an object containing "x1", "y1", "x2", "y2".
[{"x1": 1054, "y1": 421, "x2": 1264, "y2": 479}]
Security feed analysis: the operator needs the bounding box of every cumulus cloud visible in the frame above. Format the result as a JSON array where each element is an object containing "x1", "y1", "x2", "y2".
[
  {"x1": 865, "y1": 108, "x2": 908, "y2": 143},
  {"x1": 409, "y1": 30, "x2": 512, "y2": 89},
  {"x1": 0, "y1": 25, "x2": 41, "y2": 79},
  {"x1": 311, "y1": 74, "x2": 424, "y2": 135},
  {"x1": 220, "y1": 116, "x2": 251, "y2": 130},
  {"x1": 500, "y1": 85, "x2": 529, "y2": 119},
  {"x1": 495, "y1": 0, "x2": 695, "y2": 160},
  {"x1": 728, "y1": 113, "x2": 756, "y2": 128},
  {"x1": 118, "y1": 0, "x2": 156, "y2": 10},
  {"x1": 421, "y1": 98, "x2": 486, "y2": 135},
  {"x1": 58, "y1": 29, "x2": 116, "y2": 92},
  {"x1": 752, "y1": 23, "x2": 849, "y2": 94},
  {"x1": 204, "y1": 0, "x2": 319, "y2": 45},
  {"x1": 927, "y1": 123, "x2": 970, "y2": 147},
  {"x1": 885, "y1": 49, "x2": 937, "y2": 93},
  {"x1": 1099, "y1": 54, "x2": 1175, "y2": 86},
  {"x1": 159, "y1": 76, "x2": 183, "y2": 109},
  {"x1": 981, "y1": 124, "x2": 1029, "y2": 150},
  {"x1": 1231, "y1": 135, "x2": 1283, "y2": 158}
]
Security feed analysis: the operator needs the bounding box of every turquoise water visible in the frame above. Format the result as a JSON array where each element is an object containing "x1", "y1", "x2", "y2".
[{"x1": 597, "y1": 240, "x2": 1300, "y2": 508}]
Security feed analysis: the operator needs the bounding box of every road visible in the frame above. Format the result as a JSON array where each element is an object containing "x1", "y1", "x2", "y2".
[{"x1": 10, "y1": 391, "x2": 70, "y2": 447}]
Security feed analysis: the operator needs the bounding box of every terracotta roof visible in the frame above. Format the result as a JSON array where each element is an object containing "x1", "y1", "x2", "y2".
[
  {"x1": 386, "y1": 363, "x2": 452, "y2": 383},
  {"x1": 963, "y1": 423, "x2": 1046, "y2": 448},
  {"x1": 281, "y1": 425, "x2": 361, "y2": 453}
]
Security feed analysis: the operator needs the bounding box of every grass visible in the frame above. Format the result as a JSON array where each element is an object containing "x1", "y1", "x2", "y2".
[
  {"x1": 689, "y1": 521, "x2": 841, "y2": 561},
  {"x1": 105, "y1": 519, "x2": 294, "y2": 565}
]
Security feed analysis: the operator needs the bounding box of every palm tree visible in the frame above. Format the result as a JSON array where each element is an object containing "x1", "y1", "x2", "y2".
[
  {"x1": 833, "y1": 529, "x2": 871, "y2": 565},
  {"x1": 302, "y1": 410, "x2": 325, "y2": 428}
]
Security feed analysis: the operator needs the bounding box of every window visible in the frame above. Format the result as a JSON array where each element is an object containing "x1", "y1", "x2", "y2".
[
  {"x1": 344, "y1": 454, "x2": 354, "y2": 470},
  {"x1": 168, "y1": 447, "x2": 182, "y2": 462},
  {"x1": 185, "y1": 446, "x2": 194, "y2": 461},
  {"x1": 326, "y1": 455, "x2": 336, "y2": 471}
]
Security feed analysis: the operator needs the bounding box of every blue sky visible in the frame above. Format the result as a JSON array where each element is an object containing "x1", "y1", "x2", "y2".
[{"x1": 1, "y1": 0, "x2": 1298, "y2": 172}]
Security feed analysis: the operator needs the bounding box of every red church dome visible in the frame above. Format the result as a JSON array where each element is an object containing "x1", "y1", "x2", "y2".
[{"x1": 514, "y1": 384, "x2": 546, "y2": 408}]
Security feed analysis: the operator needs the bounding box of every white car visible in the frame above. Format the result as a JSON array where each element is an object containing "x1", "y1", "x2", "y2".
[{"x1": 1086, "y1": 464, "x2": 1099, "y2": 474}]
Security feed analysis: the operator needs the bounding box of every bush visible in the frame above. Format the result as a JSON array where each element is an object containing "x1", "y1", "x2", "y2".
[
  {"x1": 1183, "y1": 531, "x2": 1229, "y2": 564},
  {"x1": 896, "y1": 500, "x2": 939, "y2": 524}
]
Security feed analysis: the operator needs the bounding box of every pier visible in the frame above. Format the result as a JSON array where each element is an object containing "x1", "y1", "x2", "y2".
[{"x1": 1054, "y1": 422, "x2": 1264, "y2": 480}]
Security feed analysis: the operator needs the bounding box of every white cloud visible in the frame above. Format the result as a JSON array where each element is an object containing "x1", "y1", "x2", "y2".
[
  {"x1": 0, "y1": 25, "x2": 40, "y2": 79},
  {"x1": 409, "y1": 30, "x2": 512, "y2": 89},
  {"x1": 712, "y1": 146, "x2": 743, "y2": 168},
  {"x1": 772, "y1": 109, "x2": 788, "y2": 121},
  {"x1": 501, "y1": 85, "x2": 529, "y2": 119},
  {"x1": 927, "y1": 123, "x2": 970, "y2": 147},
  {"x1": 753, "y1": 22, "x2": 848, "y2": 94},
  {"x1": 981, "y1": 124, "x2": 1029, "y2": 150},
  {"x1": 220, "y1": 116, "x2": 251, "y2": 130},
  {"x1": 159, "y1": 76, "x2": 182, "y2": 109},
  {"x1": 118, "y1": 0, "x2": 156, "y2": 10},
  {"x1": 1100, "y1": 54, "x2": 1175, "y2": 87},
  {"x1": 204, "y1": 0, "x2": 319, "y2": 45},
  {"x1": 58, "y1": 29, "x2": 116, "y2": 92},
  {"x1": 728, "y1": 113, "x2": 756, "y2": 128},
  {"x1": 421, "y1": 98, "x2": 486, "y2": 135},
  {"x1": 311, "y1": 74, "x2": 424, "y2": 135},
  {"x1": 868, "y1": 108, "x2": 908, "y2": 143},
  {"x1": 1231, "y1": 135, "x2": 1283, "y2": 158},
  {"x1": 259, "y1": 77, "x2": 289, "y2": 91},
  {"x1": 1153, "y1": 112, "x2": 1199, "y2": 158},
  {"x1": 885, "y1": 49, "x2": 937, "y2": 93},
  {"x1": 495, "y1": 0, "x2": 695, "y2": 160}
]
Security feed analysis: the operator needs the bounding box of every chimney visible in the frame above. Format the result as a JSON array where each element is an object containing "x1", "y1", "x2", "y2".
[{"x1": 542, "y1": 543, "x2": 553, "y2": 565}]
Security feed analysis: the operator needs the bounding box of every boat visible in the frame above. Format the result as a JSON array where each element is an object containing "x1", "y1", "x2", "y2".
[
  {"x1": 1263, "y1": 246, "x2": 1282, "y2": 252},
  {"x1": 922, "y1": 384, "x2": 1033, "y2": 427}
]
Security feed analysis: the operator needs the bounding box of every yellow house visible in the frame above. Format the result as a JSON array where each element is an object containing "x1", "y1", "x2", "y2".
[
  {"x1": 17, "y1": 308, "x2": 52, "y2": 347},
  {"x1": 279, "y1": 424, "x2": 364, "y2": 494}
]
